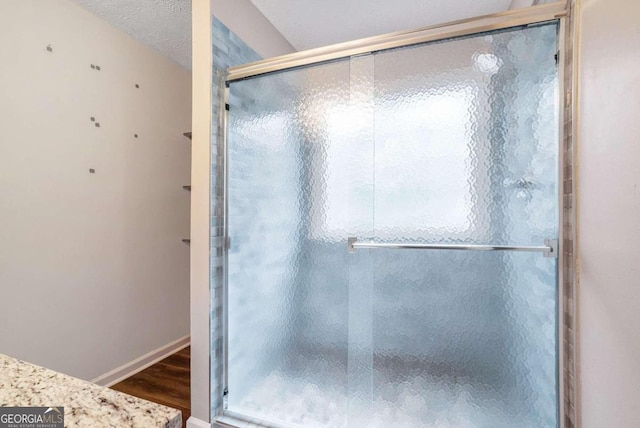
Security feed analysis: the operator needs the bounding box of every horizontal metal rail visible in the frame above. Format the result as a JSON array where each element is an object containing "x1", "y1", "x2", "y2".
[
  {"x1": 347, "y1": 237, "x2": 558, "y2": 258},
  {"x1": 226, "y1": 2, "x2": 566, "y2": 82}
]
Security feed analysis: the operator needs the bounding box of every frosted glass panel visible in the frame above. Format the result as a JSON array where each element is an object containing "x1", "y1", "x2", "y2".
[
  {"x1": 226, "y1": 59, "x2": 355, "y2": 427},
  {"x1": 226, "y1": 22, "x2": 559, "y2": 428},
  {"x1": 368, "y1": 23, "x2": 559, "y2": 427},
  {"x1": 372, "y1": 25, "x2": 559, "y2": 243},
  {"x1": 368, "y1": 249, "x2": 557, "y2": 427}
]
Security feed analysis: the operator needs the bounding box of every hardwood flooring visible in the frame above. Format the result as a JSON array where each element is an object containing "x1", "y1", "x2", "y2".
[{"x1": 111, "y1": 346, "x2": 190, "y2": 428}]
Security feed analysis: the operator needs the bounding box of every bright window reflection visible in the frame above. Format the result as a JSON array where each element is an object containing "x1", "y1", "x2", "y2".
[{"x1": 316, "y1": 89, "x2": 474, "y2": 239}]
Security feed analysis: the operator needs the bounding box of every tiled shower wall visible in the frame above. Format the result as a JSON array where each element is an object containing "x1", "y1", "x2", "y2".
[{"x1": 210, "y1": 17, "x2": 262, "y2": 419}]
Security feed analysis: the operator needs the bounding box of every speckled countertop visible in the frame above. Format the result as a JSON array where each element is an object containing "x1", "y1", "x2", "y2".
[{"x1": 0, "y1": 354, "x2": 181, "y2": 428}]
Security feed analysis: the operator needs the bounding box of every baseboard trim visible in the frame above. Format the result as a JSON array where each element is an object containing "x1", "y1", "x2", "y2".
[
  {"x1": 92, "y1": 335, "x2": 190, "y2": 387},
  {"x1": 187, "y1": 416, "x2": 212, "y2": 428}
]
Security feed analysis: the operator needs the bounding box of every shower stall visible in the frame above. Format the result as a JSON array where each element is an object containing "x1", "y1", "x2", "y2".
[{"x1": 214, "y1": 3, "x2": 569, "y2": 428}]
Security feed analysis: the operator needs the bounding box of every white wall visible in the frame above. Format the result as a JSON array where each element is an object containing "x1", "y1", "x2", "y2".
[
  {"x1": 0, "y1": 0, "x2": 191, "y2": 381},
  {"x1": 211, "y1": 0, "x2": 295, "y2": 59},
  {"x1": 190, "y1": 0, "x2": 212, "y2": 425},
  {"x1": 578, "y1": 0, "x2": 640, "y2": 427}
]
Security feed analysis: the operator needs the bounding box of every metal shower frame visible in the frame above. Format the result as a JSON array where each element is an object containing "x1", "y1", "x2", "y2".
[{"x1": 215, "y1": 2, "x2": 577, "y2": 427}]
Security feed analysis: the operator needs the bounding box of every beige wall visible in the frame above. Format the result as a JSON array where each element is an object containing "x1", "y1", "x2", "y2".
[
  {"x1": 190, "y1": 0, "x2": 212, "y2": 425},
  {"x1": 0, "y1": 0, "x2": 191, "y2": 381},
  {"x1": 578, "y1": 0, "x2": 640, "y2": 427}
]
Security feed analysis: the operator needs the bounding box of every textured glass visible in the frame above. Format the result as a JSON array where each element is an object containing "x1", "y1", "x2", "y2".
[
  {"x1": 226, "y1": 22, "x2": 559, "y2": 428},
  {"x1": 368, "y1": 250, "x2": 557, "y2": 428},
  {"x1": 367, "y1": 23, "x2": 559, "y2": 427},
  {"x1": 364, "y1": 250, "x2": 557, "y2": 428},
  {"x1": 372, "y1": 26, "x2": 559, "y2": 244},
  {"x1": 211, "y1": 17, "x2": 263, "y2": 418},
  {"x1": 227, "y1": 59, "x2": 354, "y2": 427}
]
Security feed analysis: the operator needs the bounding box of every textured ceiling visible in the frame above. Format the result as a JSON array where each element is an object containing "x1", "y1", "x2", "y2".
[
  {"x1": 250, "y1": 0, "x2": 520, "y2": 51},
  {"x1": 70, "y1": 0, "x2": 192, "y2": 69}
]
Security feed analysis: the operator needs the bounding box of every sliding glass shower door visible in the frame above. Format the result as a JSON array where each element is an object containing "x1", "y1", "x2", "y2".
[{"x1": 225, "y1": 22, "x2": 559, "y2": 428}]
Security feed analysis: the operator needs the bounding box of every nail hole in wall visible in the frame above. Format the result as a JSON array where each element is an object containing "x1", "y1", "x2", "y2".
[
  {"x1": 46, "y1": 45, "x2": 53, "y2": 52},
  {"x1": 135, "y1": 84, "x2": 140, "y2": 88},
  {"x1": 96, "y1": 65, "x2": 101, "y2": 71},
  {"x1": 90, "y1": 117, "x2": 95, "y2": 122},
  {"x1": 134, "y1": 134, "x2": 138, "y2": 138},
  {"x1": 91, "y1": 64, "x2": 95, "y2": 69},
  {"x1": 89, "y1": 169, "x2": 95, "y2": 174},
  {"x1": 95, "y1": 123, "x2": 100, "y2": 128}
]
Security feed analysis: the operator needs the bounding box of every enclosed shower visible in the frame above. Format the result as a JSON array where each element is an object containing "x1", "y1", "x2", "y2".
[{"x1": 214, "y1": 5, "x2": 565, "y2": 428}]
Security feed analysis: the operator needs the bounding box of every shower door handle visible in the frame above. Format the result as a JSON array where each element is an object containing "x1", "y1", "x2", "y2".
[{"x1": 347, "y1": 237, "x2": 558, "y2": 258}]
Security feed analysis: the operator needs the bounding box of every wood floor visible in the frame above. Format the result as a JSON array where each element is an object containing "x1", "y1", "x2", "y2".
[{"x1": 111, "y1": 346, "x2": 190, "y2": 428}]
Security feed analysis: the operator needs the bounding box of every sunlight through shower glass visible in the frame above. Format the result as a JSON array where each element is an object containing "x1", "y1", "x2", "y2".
[{"x1": 226, "y1": 22, "x2": 559, "y2": 428}]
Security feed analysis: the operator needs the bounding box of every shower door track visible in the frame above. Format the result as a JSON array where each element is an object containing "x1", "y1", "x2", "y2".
[
  {"x1": 218, "y1": 2, "x2": 574, "y2": 427},
  {"x1": 225, "y1": 3, "x2": 566, "y2": 83}
]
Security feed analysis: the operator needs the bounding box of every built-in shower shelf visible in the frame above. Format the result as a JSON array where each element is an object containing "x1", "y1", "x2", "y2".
[{"x1": 181, "y1": 132, "x2": 191, "y2": 246}]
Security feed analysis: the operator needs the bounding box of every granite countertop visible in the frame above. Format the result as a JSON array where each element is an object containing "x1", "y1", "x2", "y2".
[{"x1": 0, "y1": 354, "x2": 181, "y2": 428}]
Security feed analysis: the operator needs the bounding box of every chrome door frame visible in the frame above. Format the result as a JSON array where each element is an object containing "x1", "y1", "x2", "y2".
[{"x1": 217, "y1": 2, "x2": 576, "y2": 427}]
